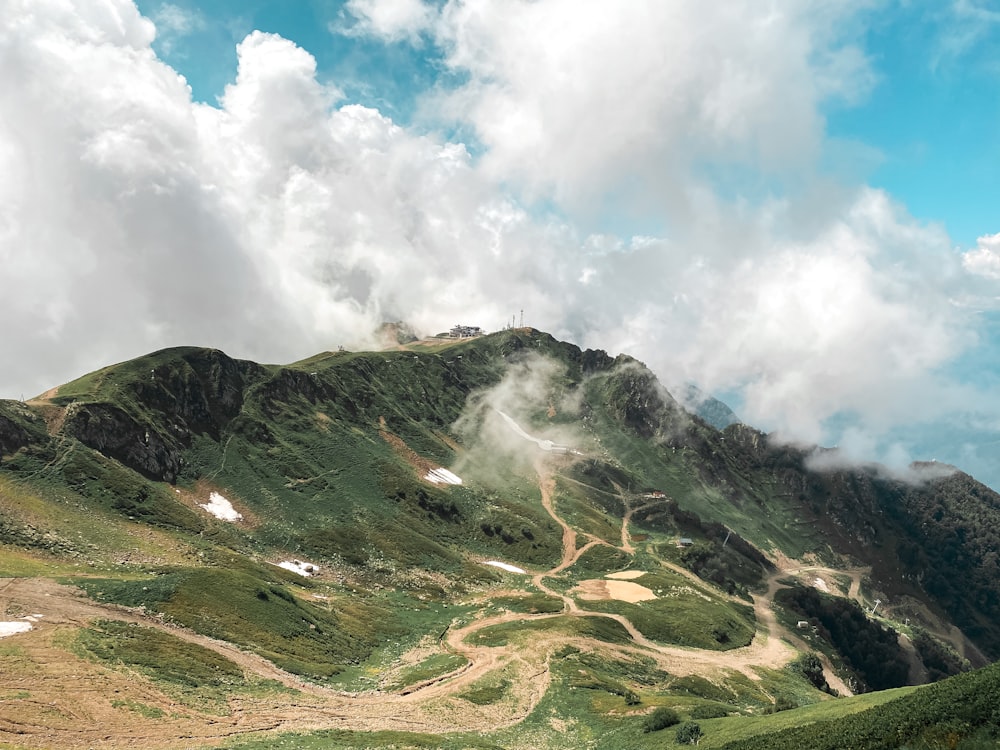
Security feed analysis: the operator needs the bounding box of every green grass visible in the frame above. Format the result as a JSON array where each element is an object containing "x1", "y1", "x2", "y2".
[
  {"x1": 695, "y1": 686, "x2": 915, "y2": 748},
  {"x1": 466, "y1": 615, "x2": 633, "y2": 647},
  {"x1": 6, "y1": 330, "x2": 1000, "y2": 750},
  {"x1": 459, "y1": 680, "x2": 510, "y2": 705},
  {"x1": 571, "y1": 544, "x2": 633, "y2": 576},
  {"x1": 110, "y1": 699, "x2": 166, "y2": 719},
  {"x1": 573, "y1": 572, "x2": 756, "y2": 650},
  {"x1": 76, "y1": 619, "x2": 244, "y2": 687},
  {"x1": 75, "y1": 567, "x2": 402, "y2": 679},
  {"x1": 552, "y1": 478, "x2": 623, "y2": 544},
  {"x1": 488, "y1": 593, "x2": 564, "y2": 614},
  {"x1": 73, "y1": 619, "x2": 294, "y2": 712},
  {"x1": 383, "y1": 652, "x2": 468, "y2": 691}
]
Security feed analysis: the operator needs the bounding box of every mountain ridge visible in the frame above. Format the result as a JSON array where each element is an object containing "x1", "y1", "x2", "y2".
[{"x1": 1, "y1": 328, "x2": 998, "y2": 748}]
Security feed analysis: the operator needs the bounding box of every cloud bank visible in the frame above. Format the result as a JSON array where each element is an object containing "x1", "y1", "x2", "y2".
[{"x1": 2, "y1": 0, "x2": 1000, "y2": 487}]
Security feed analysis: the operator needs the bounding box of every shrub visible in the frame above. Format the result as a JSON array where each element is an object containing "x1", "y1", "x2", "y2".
[
  {"x1": 690, "y1": 704, "x2": 729, "y2": 719},
  {"x1": 790, "y1": 652, "x2": 830, "y2": 692},
  {"x1": 643, "y1": 706, "x2": 680, "y2": 733},
  {"x1": 676, "y1": 721, "x2": 704, "y2": 745}
]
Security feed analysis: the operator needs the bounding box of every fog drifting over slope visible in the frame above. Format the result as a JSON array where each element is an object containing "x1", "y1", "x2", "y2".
[{"x1": 3, "y1": 0, "x2": 1000, "y2": 486}]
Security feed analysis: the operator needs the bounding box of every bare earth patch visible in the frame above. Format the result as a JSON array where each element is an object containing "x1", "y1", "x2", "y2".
[{"x1": 573, "y1": 579, "x2": 657, "y2": 603}]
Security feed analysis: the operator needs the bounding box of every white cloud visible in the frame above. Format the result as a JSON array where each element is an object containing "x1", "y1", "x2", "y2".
[
  {"x1": 575, "y1": 189, "x2": 973, "y2": 444},
  {"x1": 341, "y1": 0, "x2": 434, "y2": 42},
  {"x1": 151, "y1": 3, "x2": 206, "y2": 55},
  {"x1": 931, "y1": 0, "x2": 1000, "y2": 70},
  {"x1": 962, "y1": 232, "x2": 1000, "y2": 279},
  {"x1": 0, "y1": 4, "x2": 571, "y2": 397},
  {"x1": 416, "y1": 0, "x2": 878, "y2": 213},
  {"x1": 153, "y1": 3, "x2": 204, "y2": 35},
  {"x1": 2, "y1": 0, "x2": 999, "y2": 487}
]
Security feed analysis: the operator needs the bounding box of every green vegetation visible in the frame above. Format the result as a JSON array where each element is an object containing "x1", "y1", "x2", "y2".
[
  {"x1": 467, "y1": 615, "x2": 633, "y2": 647},
  {"x1": 111, "y1": 699, "x2": 166, "y2": 719},
  {"x1": 226, "y1": 730, "x2": 504, "y2": 749},
  {"x1": 788, "y1": 653, "x2": 831, "y2": 693},
  {"x1": 75, "y1": 567, "x2": 401, "y2": 679},
  {"x1": 690, "y1": 704, "x2": 731, "y2": 719},
  {"x1": 459, "y1": 680, "x2": 509, "y2": 705},
  {"x1": 680, "y1": 539, "x2": 767, "y2": 598},
  {"x1": 3, "y1": 329, "x2": 1000, "y2": 748},
  {"x1": 643, "y1": 706, "x2": 680, "y2": 732},
  {"x1": 76, "y1": 619, "x2": 243, "y2": 687},
  {"x1": 717, "y1": 661, "x2": 1000, "y2": 750},
  {"x1": 574, "y1": 572, "x2": 756, "y2": 650},
  {"x1": 569, "y1": 666, "x2": 641, "y2": 706},
  {"x1": 776, "y1": 586, "x2": 909, "y2": 691},
  {"x1": 677, "y1": 721, "x2": 705, "y2": 744},
  {"x1": 912, "y1": 627, "x2": 971, "y2": 682},
  {"x1": 490, "y1": 592, "x2": 564, "y2": 613},
  {"x1": 384, "y1": 653, "x2": 467, "y2": 690}
]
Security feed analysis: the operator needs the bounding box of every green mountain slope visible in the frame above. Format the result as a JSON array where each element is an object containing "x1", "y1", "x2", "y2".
[{"x1": 1, "y1": 328, "x2": 998, "y2": 749}]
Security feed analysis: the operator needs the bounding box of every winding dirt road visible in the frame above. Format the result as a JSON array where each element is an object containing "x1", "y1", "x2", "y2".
[{"x1": 0, "y1": 462, "x2": 860, "y2": 748}]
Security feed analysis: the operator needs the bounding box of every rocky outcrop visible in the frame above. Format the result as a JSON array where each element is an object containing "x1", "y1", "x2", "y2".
[
  {"x1": 0, "y1": 400, "x2": 45, "y2": 456},
  {"x1": 57, "y1": 348, "x2": 266, "y2": 482},
  {"x1": 60, "y1": 403, "x2": 184, "y2": 482}
]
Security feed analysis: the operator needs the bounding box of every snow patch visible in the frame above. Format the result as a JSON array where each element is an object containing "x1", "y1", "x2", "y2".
[
  {"x1": 277, "y1": 559, "x2": 319, "y2": 577},
  {"x1": 0, "y1": 622, "x2": 32, "y2": 637},
  {"x1": 484, "y1": 560, "x2": 526, "y2": 574},
  {"x1": 813, "y1": 577, "x2": 829, "y2": 592},
  {"x1": 198, "y1": 491, "x2": 243, "y2": 522},
  {"x1": 425, "y1": 468, "x2": 463, "y2": 485}
]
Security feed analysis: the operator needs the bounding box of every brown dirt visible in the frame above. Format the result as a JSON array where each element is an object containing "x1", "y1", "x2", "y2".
[
  {"x1": 0, "y1": 461, "x2": 874, "y2": 747},
  {"x1": 378, "y1": 417, "x2": 437, "y2": 479},
  {"x1": 573, "y1": 579, "x2": 657, "y2": 603}
]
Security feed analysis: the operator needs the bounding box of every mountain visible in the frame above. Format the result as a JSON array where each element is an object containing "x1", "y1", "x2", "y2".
[
  {"x1": 1, "y1": 328, "x2": 998, "y2": 749},
  {"x1": 683, "y1": 383, "x2": 741, "y2": 430}
]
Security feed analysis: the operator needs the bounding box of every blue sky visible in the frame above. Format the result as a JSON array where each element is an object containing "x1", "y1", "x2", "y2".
[
  {"x1": 136, "y1": 0, "x2": 443, "y2": 122},
  {"x1": 4, "y1": 0, "x2": 1000, "y2": 489},
  {"x1": 825, "y1": 5, "x2": 1000, "y2": 250},
  {"x1": 138, "y1": 0, "x2": 1000, "y2": 249}
]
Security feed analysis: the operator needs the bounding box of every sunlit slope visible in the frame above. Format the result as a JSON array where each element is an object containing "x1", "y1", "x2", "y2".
[
  {"x1": 4, "y1": 328, "x2": 1000, "y2": 660},
  {"x1": 1, "y1": 328, "x2": 1000, "y2": 749}
]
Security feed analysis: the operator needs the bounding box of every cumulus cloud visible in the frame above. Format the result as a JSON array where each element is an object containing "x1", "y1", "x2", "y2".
[
  {"x1": 962, "y1": 232, "x2": 1000, "y2": 279},
  {"x1": 418, "y1": 0, "x2": 877, "y2": 213},
  {"x1": 2, "y1": 0, "x2": 999, "y2": 487}
]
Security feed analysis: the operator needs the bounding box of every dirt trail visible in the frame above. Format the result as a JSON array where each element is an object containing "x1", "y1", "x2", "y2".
[
  {"x1": 0, "y1": 463, "x2": 865, "y2": 748},
  {"x1": 0, "y1": 578, "x2": 323, "y2": 694},
  {"x1": 754, "y1": 571, "x2": 854, "y2": 697},
  {"x1": 526, "y1": 468, "x2": 800, "y2": 681},
  {"x1": 0, "y1": 580, "x2": 556, "y2": 748}
]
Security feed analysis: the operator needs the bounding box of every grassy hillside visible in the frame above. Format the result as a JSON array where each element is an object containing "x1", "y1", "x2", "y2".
[{"x1": 2, "y1": 328, "x2": 999, "y2": 748}]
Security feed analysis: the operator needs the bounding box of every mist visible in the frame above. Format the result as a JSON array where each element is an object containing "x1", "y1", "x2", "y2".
[{"x1": 452, "y1": 354, "x2": 591, "y2": 481}]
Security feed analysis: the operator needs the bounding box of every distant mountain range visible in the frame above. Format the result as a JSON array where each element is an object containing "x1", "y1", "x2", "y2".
[{"x1": 1, "y1": 328, "x2": 998, "y2": 749}]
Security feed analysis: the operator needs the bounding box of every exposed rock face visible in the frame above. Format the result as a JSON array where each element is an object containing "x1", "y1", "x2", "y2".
[
  {"x1": 60, "y1": 403, "x2": 184, "y2": 482},
  {"x1": 57, "y1": 348, "x2": 266, "y2": 482},
  {"x1": 0, "y1": 401, "x2": 44, "y2": 457}
]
